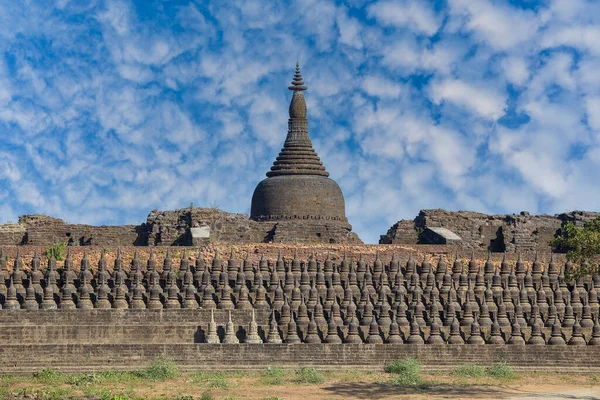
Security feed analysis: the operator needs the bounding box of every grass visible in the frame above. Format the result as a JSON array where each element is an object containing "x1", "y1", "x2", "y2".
[
  {"x1": 0, "y1": 362, "x2": 574, "y2": 400},
  {"x1": 486, "y1": 362, "x2": 516, "y2": 379},
  {"x1": 451, "y1": 364, "x2": 487, "y2": 378},
  {"x1": 191, "y1": 371, "x2": 236, "y2": 389},
  {"x1": 261, "y1": 366, "x2": 287, "y2": 385},
  {"x1": 450, "y1": 362, "x2": 517, "y2": 380},
  {"x1": 295, "y1": 367, "x2": 325, "y2": 385},
  {"x1": 134, "y1": 357, "x2": 180, "y2": 380},
  {"x1": 385, "y1": 358, "x2": 423, "y2": 387},
  {"x1": 34, "y1": 358, "x2": 180, "y2": 387}
]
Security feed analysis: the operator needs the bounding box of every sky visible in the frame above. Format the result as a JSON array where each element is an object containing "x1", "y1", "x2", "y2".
[{"x1": 0, "y1": 0, "x2": 599, "y2": 244}]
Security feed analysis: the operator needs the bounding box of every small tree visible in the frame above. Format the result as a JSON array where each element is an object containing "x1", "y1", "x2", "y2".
[
  {"x1": 44, "y1": 241, "x2": 67, "y2": 261},
  {"x1": 550, "y1": 217, "x2": 600, "y2": 278}
]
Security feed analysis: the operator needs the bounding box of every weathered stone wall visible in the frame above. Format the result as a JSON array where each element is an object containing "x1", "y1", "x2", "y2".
[
  {"x1": 145, "y1": 208, "x2": 262, "y2": 246},
  {"x1": 0, "y1": 207, "x2": 363, "y2": 246},
  {"x1": 0, "y1": 342, "x2": 599, "y2": 374},
  {"x1": 0, "y1": 310, "x2": 589, "y2": 347},
  {"x1": 381, "y1": 209, "x2": 600, "y2": 252},
  {"x1": 0, "y1": 215, "x2": 142, "y2": 247},
  {"x1": 256, "y1": 220, "x2": 362, "y2": 244}
]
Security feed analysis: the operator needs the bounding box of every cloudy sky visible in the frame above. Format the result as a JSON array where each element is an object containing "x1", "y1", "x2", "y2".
[{"x1": 0, "y1": 0, "x2": 599, "y2": 243}]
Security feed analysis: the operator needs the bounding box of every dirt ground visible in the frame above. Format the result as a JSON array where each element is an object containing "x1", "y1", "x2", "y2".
[{"x1": 3, "y1": 370, "x2": 600, "y2": 400}]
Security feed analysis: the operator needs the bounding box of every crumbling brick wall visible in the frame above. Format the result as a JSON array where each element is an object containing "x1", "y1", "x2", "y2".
[{"x1": 380, "y1": 209, "x2": 600, "y2": 252}]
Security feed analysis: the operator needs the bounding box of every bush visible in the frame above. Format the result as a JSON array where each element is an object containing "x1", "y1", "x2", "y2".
[
  {"x1": 385, "y1": 358, "x2": 422, "y2": 387},
  {"x1": 44, "y1": 242, "x2": 66, "y2": 261},
  {"x1": 487, "y1": 362, "x2": 516, "y2": 379},
  {"x1": 33, "y1": 368, "x2": 65, "y2": 384},
  {"x1": 206, "y1": 376, "x2": 233, "y2": 388},
  {"x1": 134, "y1": 357, "x2": 180, "y2": 380},
  {"x1": 452, "y1": 364, "x2": 487, "y2": 378},
  {"x1": 199, "y1": 393, "x2": 214, "y2": 400},
  {"x1": 295, "y1": 367, "x2": 324, "y2": 385},
  {"x1": 550, "y1": 217, "x2": 600, "y2": 278},
  {"x1": 262, "y1": 366, "x2": 287, "y2": 385}
]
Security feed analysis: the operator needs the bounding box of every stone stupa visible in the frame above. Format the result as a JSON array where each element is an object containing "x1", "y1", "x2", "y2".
[{"x1": 250, "y1": 63, "x2": 361, "y2": 244}]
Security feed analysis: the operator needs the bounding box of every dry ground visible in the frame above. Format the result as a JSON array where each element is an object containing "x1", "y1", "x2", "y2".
[{"x1": 2, "y1": 367, "x2": 600, "y2": 400}]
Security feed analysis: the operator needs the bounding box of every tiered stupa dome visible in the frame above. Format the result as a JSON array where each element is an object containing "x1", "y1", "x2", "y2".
[{"x1": 250, "y1": 63, "x2": 352, "y2": 231}]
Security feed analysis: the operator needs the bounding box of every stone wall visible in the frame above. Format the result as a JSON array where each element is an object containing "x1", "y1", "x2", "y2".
[
  {"x1": 0, "y1": 310, "x2": 589, "y2": 346},
  {"x1": 0, "y1": 215, "x2": 142, "y2": 247},
  {"x1": 0, "y1": 207, "x2": 363, "y2": 246},
  {"x1": 257, "y1": 220, "x2": 362, "y2": 244},
  {"x1": 1, "y1": 341, "x2": 599, "y2": 374},
  {"x1": 146, "y1": 208, "x2": 262, "y2": 246},
  {"x1": 0, "y1": 309, "x2": 597, "y2": 374},
  {"x1": 380, "y1": 209, "x2": 600, "y2": 252}
]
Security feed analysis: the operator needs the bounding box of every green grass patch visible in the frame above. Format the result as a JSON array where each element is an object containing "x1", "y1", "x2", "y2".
[
  {"x1": 133, "y1": 357, "x2": 180, "y2": 380},
  {"x1": 33, "y1": 368, "x2": 66, "y2": 384},
  {"x1": 191, "y1": 371, "x2": 236, "y2": 389},
  {"x1": 486, "y1": 362, "x2": 516, "y2": 379},
  {"x1": 81, "y1": 387, "x2": 115, "y2": 400},
  {"x1": 385, "y1": 358, "x2": 423, "y2": 387},
  {"x1": 261, "y1": 366, "x2": 287, "y2": 385},
  {"x1": 451, "y1": 364, "x2": 487, "y2": 378},
  {"x1": 295, "y1": 367, "x2": 324, "y2": 385},
  {"x1": 11, "y1": 387, "x2": 74, "y2": 400}
]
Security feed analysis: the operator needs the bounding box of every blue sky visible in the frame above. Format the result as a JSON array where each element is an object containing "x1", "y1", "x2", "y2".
[{"x1": 0, "y1": 0, "x2": 599, "y2": 244}]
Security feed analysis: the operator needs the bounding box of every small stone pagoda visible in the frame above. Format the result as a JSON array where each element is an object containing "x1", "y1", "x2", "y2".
[{"x1": 250, "y1": 63, "x2": 361, "y2": 243}]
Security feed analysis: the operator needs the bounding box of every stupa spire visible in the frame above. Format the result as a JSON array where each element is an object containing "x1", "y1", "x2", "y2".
[
  {"x1": 288, "y1": 62, "x2": 308, "y2": 91},
  {"x1": 266, "y1": 63, "x2": 328, "y2": 178}
]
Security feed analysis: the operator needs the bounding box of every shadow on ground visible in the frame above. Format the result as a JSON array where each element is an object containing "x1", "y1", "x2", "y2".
[{"x1": 322, "y1": 382, "x2": 600, "y2": 400}]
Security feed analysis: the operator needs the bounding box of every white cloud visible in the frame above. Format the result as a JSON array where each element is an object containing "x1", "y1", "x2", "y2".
[
  {"x1": 368, "y1": 0, "x2": 440, "y2": 36},
  {"x1": 586, "y1": 97, "x2": 600, "y2": 131},
  {"x1": 500, "y1": 57, "x2": 530, "y2": 86},
  {"x1": 429, "y1": 79, "x2": 507, "y2": 120},
  {"x1": 336, "y1": 9, "x2": 363, "y2": 50},
  {"x1": 448, "y1": 0, "x2": 540, "y2": 50},
  {"x1": 541, "y1": 26, "x2": 600, "y2": 56},
  {"x1": 361, "y1": 76, "x2": 402, "y2": 98}
]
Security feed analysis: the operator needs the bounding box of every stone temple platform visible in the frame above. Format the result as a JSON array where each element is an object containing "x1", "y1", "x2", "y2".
[{"x1": 0, "y1": 246, "x2": 598, "y2": 374}]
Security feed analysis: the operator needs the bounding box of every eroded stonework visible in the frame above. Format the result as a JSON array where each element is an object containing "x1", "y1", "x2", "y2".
[{"x1": 381, "y1": 209, "x2": 600, "y2": 252}]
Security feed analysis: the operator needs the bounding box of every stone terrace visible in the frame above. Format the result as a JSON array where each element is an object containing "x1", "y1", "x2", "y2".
[{"x1": 0, "y1": 245, "x2": 597, "y2": 373}]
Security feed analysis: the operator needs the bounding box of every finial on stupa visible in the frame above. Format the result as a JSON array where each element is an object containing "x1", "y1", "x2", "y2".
[{"x1": 288, "y1": 62, "x2": 308, "y2": 91}]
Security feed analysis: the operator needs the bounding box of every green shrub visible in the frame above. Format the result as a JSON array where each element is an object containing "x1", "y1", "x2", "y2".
[
  {"x1": 295, "y1": 367, "x2": 324, "y2": 385},
  {"x1": 487, "y1": 362, "x2": 516, "y2": 379},
  {"x1": 33, "y1": 368, "x2": 65, "y2": 383},
  {"x1": 261, "y1": 366, "x2": 287, "y2": 385},
  {"x1": 44, "y1": 242, "x2": 66, "y2": 261},
  {"x1": 452, "y1": 364, "x2": 487, "y2": 378},
  {"x1": 200, "y1": 393, "x2": 215, "y2": 400},
  {"x1": 550, "y1": 217, "x2": 600, "y2": 278},
  {"x1": 206, "y1": 376, "x2": 234, "y2": 388},
  {"x1": 134, "y1": 357, "x2": 180, "y2": 380},
  {"x1": 14, "y1": 387, "x2": 73, "y2": 400},
  {"x1": 82, "y1": 387, "x2": 114, "y2": 400},
  {"x1": 385, "y1": 358, "x2": 422, "y2": 387}
]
